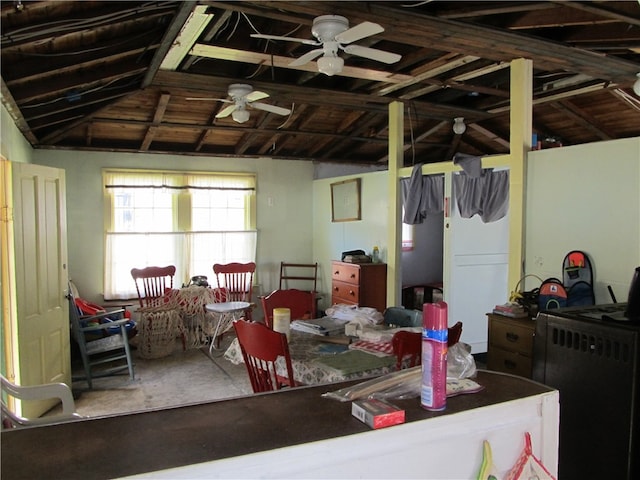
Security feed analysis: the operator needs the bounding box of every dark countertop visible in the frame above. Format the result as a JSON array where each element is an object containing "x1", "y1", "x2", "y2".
[{"x1": 1, "y1": 370, "x2": 553, "y2": 480}]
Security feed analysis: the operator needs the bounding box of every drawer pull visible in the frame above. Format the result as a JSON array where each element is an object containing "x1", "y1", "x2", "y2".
[
  {"x1": 333, "y1": 287, "x2": 339, "y2": 292},
  {"x1": 350, "y1": 274, "x2": 356, "y2": 279},
  {"x1": 506, "y1": 332, "x2": 519, "y2": 342},
  {"x1": 349, "y1": 290, "x2": 355, "y2": 297},
  {"x1": 504, "y1": 359, "x2": 517, "y2": 369},
  {"x1": 334, "y1": 271, "x2": 340, "y2": 275}
]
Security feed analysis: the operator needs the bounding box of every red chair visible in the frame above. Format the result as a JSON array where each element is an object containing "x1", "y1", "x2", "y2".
[
  {"x1": 131, "y1": 265, "x2": 176, "y2": 308},
  {"x1": 392, "y1": 322, "x2": 463, "y2": 370},
  {"x1": 213, "y1": 262, "x2": 256, "y2": 320},
  {"x1": 233, "y1": 319, "x2": 296, "y2": 393},
  {"x1": 260, "y1": 289, "x2": 316, "y2": 329}
]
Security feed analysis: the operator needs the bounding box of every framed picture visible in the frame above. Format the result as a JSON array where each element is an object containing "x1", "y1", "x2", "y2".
[{"x1": 331, "y1": 178, "x2": 361, "y2": 222}]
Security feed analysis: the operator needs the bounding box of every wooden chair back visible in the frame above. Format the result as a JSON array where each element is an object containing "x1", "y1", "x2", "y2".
[
  {"x1": 233, "y1": 319, "x2": 295, "y2": 393},
  {"x1": 260, "y1": 289, "x2": 316, "y2": 329},
  {"x1": 391, "y1": 331, "x2": 422, "y2": 370},
  {"x1": 213, "y1": 262, "x2": 256, "y2": 303},
  {"x1": 279, "y1": 262, "x2": 318, "y2": 292},
  {"x1": 131, "y1": 265, "x2": 176, "y2": 308},
  {"x1": 392, "y1": 321, "x2": 464, "y2": 370}
]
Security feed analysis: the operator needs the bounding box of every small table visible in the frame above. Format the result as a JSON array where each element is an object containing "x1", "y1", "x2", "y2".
[
  {"x1": 223, "y1": 321, "x2": 399, "y2": 385},
  {"x1": 205, "y1": 301, "x2": 251, "y2": 355}
]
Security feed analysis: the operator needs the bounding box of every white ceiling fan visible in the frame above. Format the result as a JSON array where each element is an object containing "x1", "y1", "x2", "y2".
[
  {"x1": 251, "y1": 15, "x2": 401, "y2": 76},
  {"x1": 187, "y1": 84, "x2": 291, "y2": 123}
]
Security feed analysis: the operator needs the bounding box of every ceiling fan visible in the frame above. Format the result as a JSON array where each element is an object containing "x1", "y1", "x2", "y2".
[
  {"x1": 251, "y1": 15, "x2": 401, "y2": 76},
  {"x1": 187, "y1": 84, "x2": 291, "y2": 123}
]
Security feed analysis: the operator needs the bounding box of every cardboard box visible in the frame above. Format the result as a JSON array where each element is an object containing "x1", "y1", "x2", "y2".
[{"x1": 352, "y1": 398, "x2": 405, "y2": 429}]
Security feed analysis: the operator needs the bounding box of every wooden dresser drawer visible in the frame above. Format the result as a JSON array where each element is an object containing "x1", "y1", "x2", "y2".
[
  {"x1": 332, "y1": 281, "x2": 360, "y2": 303},
  {"x1": 330, "y1": 260, "x2": 387, "y2": 313},
  {"x1": 331, "y1": 294, "x2": 357, "y2": 307},
  {"x1": 487, "y1": 347, "x2": 532, "y2": 378},
  {"x1": 332, "y1": 263, "x2": 360, "y2": 285},
  {"x1": 489, "y1": 316, "x2": 534, "y2": 356}
]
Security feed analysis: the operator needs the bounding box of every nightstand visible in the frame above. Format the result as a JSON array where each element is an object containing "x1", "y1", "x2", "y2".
[{"x1": 486, "y1": 313, "x2": 535, "y2": 378}]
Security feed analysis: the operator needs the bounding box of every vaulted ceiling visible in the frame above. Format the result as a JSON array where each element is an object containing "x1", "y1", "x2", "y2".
[{"x1": 2, "y1": 1, "x2": 639, "y2": 166}]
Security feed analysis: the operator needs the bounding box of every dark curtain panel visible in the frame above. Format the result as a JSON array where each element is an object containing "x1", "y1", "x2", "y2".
[
  {"x1": 401, "y1": 164, "x2": 444, "y2": 224},
  {"x1": 453, "y1": 169, "x2": 509, "y2": 222}
]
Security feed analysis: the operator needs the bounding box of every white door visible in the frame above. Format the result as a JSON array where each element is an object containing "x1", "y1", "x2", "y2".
[
  {"x1": 10, "y1": 162, "x2": 69, "y2": 418},
  {"x1": 444, "y1": 172, "x2": 509, "y2": 354}
]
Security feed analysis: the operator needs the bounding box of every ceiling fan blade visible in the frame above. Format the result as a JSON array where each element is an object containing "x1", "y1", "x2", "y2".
[
  {"x1": 250, "y1": 102, "x2": 292, "y2": 116},
  {"x1": 343, "y1": 44, "x2": 401, "y2": 64},
  {"x1": 186, "y1": 97, "x2": 230, "y2": 102},
  {"x1": 335, "y1": 21, "x2": 384, "y2": 44},
  {"x1": 215, "y1": 104, "x2": 238, "y2": 118},
  {"x1": 251, "y1": 33, "x2": 320, "y2": 46},
  {"x1": 246, "y1": 90, "x2": 270, "y2": 102},
  {"x1": 289, "y1": 48, "x2": 324, "y2": 67}
]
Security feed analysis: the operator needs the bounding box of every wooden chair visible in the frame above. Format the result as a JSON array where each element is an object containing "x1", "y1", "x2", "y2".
[
  {"x1": 260, "y1": 289, "x2": 317, "y2": 329},
  {"x1": 391, "y1": 321, "x2": 463, "y2": 371},
  {"x1": 233, "y1": 319, "x2": 296, "y2": 393},
  {"x1": 279, "y1": 262, "x2": 318, "y2": 292},
  {"x1": 68, "y1": 291, "x2": 135, "y2": 389},
  {"x1": 1, "y1": 374, "x2": 82, "y2": 428},
  {"x1": 131, "y1": 265, "x2": 176, "y2": 308},
  {"x1": 213, "y1": 262, "x2": 256, "y2": 320}
]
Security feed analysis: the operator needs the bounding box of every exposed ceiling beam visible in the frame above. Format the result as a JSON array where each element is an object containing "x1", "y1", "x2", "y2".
[
  {"x1": 190, "y1": 44, "x2": 413, "y2": 83},
  {"x1": 142, "y1": 2, "x2": 196, "y2": 87}
]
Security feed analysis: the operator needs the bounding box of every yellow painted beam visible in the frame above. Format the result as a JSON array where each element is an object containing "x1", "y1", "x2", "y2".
[
  {"x1": 508, "y1": 58, "x2": 533, "y2": 290},
  {"x1": 387, "y1": 102, "x2": 404, "y2": 307}
]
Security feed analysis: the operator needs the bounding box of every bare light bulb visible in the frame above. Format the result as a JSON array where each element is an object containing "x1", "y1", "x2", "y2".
[
  {"x1": 453, "y1": 117, "x2": 466, "y2": 135},
  {"x1": 633, "y1": 73, "x2": 640, "y2": 97},
  {"x1": 232, "y1": 109, "x2": 250, "y2": 123},
  {"x1": 317, "y1": 55, "x2": 344, "y2": 76}
]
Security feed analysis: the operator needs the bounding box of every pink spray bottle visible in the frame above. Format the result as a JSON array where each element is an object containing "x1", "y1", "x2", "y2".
[{"x1": 421, "y1": 301, "x2": 448, "y2": 411}]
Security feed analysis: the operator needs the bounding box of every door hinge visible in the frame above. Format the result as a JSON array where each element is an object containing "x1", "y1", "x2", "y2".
[{"x1": 1, "y1": 205, "x2": 13, "y2": 222}]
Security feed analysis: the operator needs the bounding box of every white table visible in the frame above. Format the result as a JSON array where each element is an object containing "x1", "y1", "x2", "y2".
[{"x1": 205, "y1": 301, "x2": 251, "y2": 355}]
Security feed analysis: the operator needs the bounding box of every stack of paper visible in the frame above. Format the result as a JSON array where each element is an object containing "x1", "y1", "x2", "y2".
[{"x1": 290, "y1": 317, "x2": 345, "y2": 336}]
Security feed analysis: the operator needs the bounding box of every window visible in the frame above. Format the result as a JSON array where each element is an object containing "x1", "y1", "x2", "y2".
[{"x1": 104, "y1": 170, "x2": 256, "y2": 299}]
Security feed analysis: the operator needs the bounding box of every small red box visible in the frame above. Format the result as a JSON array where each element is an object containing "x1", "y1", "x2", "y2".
[{"x1": 352, "y1": 398, "x2": 405, "y2": 429}]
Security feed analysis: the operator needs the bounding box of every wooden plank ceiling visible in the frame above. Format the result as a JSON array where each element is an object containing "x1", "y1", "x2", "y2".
[{"x1": 2, "y1": 1, "x2": 639, "y2": 166}]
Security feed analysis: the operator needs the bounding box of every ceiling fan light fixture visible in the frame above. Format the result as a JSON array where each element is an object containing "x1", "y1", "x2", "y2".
[
  {"x1": 453, "y1": 117, "x2": 466, "y2": 135},
  {"x1": 317, "y1": 55, "x2": 344, "y2": 76},
  {"x1": 633, "y1": 73, "x2": 640, "y2": 97},
  {"x1": 232, "y1": 109, "x2": 250, "y2": 123}
]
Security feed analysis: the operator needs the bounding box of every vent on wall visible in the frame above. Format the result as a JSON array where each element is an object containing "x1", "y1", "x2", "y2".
[{"x1": 551, "y1": 327, "x2": 630, "y2": 363}]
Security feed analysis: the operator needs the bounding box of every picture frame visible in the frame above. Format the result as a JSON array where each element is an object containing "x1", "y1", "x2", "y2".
[{"x1": 331, "y1": 178, "x2": 361, "y2": 222}]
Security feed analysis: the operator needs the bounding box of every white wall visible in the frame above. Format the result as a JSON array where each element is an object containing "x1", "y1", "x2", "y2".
[
  {"x1": 524, "y1": 137, "x2": 640, "y2": 303},
  {"x1": 312, "y1": 171, "x2": 389, "y2": 311},
  {"x1": 33, "y1": 150, "x2": 314, "y2": 304},
  {"x1": 1, "y1": 104, "x2": 32, "y2": 163}
]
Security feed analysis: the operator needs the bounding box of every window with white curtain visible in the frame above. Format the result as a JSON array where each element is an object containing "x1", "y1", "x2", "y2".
[{"x1": 103, "y1": 169, "x2": 257, "y2": 300}]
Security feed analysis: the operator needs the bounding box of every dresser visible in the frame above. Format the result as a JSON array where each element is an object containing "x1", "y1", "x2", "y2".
[
  {"x1": 331, "y1": 261, "x2": 387, "y2": 313},
  {"x1": 486, "y1": 313, "x2": 535, "y2": 378}
]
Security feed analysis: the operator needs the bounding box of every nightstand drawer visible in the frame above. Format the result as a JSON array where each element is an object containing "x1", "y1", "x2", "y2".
[
  {"x1": 332, "y1": 281, "x2": 360, "y2": 303},
  {"x1": 487, "y1": 348, "x2": 532, "y2": 378},
  {"x1": 332, "y1": 263, "x2": 360, "y2": 285},
  {"x1": 489, "y1": 317, "x2": 534, "y2": 356}
]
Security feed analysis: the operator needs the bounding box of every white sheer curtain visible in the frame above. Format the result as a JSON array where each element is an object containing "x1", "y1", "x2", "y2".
[
  {"x1": 103, "y1": 170, "x2": 257, "y2": 300},
  {"x1": 105, "y1": 231, "x2": 257, "y2": 299}
]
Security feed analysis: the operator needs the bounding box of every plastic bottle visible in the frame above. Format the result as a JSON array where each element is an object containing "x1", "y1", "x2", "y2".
[
  {"x1": 372, "y1": 246, "x2": 380, "y2": 263},
  {"x1": 421, "y1": 301, "x2": 448, "y2": 411}
]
